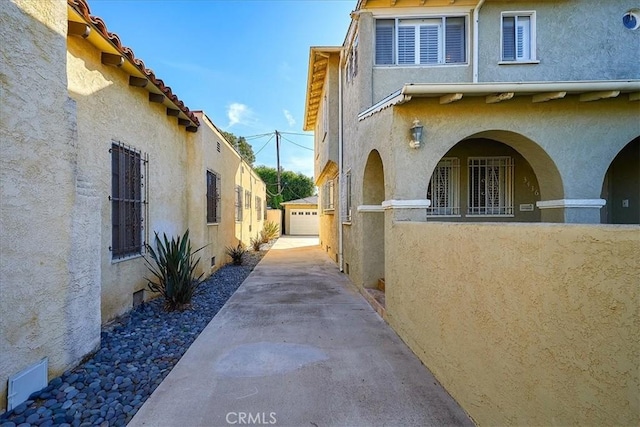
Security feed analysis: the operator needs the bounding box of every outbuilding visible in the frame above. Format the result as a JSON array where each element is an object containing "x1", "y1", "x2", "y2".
[{"x1": 281, "y1": 196, "x2": 319, "y2": 235}]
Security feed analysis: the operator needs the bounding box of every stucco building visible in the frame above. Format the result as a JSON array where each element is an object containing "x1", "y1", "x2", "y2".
[
  {"x1": 304, "y1": 0, "x2": 640, "y2": 425},
  {"x1": 1, "y1": 0, "x2": 265, "y2": 411}
]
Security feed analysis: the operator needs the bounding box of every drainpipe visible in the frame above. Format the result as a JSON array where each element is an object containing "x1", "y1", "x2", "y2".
[
  {"x1": 473, "y1": 0, "x2": 486, "y2": 83},
  {"x1": 338, "y1": 49, "x2": 344, "y2": 272}
]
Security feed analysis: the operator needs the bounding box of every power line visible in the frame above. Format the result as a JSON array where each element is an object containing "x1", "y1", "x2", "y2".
[
  {"x1": 253, "y1": 134, "x2": 274, "y2": 156},
  {"x1": 280, "y1": 131, "x2": 313, "y2": 137},
  {"x1": 280, "y1": 134, "x2": 314, "y2": 151}
]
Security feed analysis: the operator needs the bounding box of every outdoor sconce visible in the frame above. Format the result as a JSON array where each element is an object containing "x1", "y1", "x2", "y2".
[{"x1": 409, "y1": 119, "x2": 423, "y2": 149}]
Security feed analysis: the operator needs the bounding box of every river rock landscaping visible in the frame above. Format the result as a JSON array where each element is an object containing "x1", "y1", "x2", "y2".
[{"x1": 0, "y1": 249, "x2": 266, "y2": 427}]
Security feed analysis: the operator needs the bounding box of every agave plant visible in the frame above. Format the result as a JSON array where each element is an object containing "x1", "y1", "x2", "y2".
[
  {"x1": 225, "y1": 242, "x2": 247, "y2": 265},
  {"x1": 145, "y1": 229, "x2": 205, "y2": 311},
  {"x1": 250, "y1": 235, "x2": 262, "y2": 251},
  {"x1": 260, "y1": 221, "x2": 279, "y2": 243}
]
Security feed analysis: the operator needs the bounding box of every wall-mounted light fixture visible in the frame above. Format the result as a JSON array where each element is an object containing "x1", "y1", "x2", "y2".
[{"x1": 409, "y1": 119, "x2": 423, "y2": 149}]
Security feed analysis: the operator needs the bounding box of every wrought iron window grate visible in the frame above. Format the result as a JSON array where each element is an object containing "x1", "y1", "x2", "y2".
[
  {"x1": 468, "y1": 157, "x2": 513, "y2": 216},
  {"x1": 110, "y1": 142, "x2": 148, "y2": 259},
  {"x1": 427, "y1": 158, "x2": 460, "y2": 216}
]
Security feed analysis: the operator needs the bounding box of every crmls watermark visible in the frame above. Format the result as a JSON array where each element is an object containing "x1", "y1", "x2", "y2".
[{"x1": 226, "y1": 412, "x2": 277, "y2": 425}]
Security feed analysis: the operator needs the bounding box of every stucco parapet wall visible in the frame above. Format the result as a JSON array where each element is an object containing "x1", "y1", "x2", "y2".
[
  {"x1": 358, "y1": 80, "x2": 640, "y2": 121},
  {"x1": 67, "y1": 0, "x2": 199, "y2": 130},
  {"x1": 537, "y1": 199, "x2": 606, "y2": 209}
]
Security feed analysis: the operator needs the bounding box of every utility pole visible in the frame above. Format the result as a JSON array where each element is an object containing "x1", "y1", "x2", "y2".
[{"x1": 275, "y1": 130, "x2": 282, "y2": 195}]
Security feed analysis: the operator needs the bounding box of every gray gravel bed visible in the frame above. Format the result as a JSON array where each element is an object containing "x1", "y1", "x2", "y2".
[{"x1": 1, "y1": 249, "x2": 266, "y2": 427}]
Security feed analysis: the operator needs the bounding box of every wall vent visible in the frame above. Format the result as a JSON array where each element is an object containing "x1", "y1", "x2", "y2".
[
  {"x1": 7, "y1": 358, "x2": 48, "y2": 411},
  {"x1": 133, "y1": 289, "x2": 145, "y2": 307}
]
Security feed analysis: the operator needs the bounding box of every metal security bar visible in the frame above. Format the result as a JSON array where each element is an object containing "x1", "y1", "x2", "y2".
[
  {"x1": 110, "y1": 142, "x2": 147, "y2": 259},
  {"x1": 207, "y1": 170, "x2": 221, "y2": 223},
  {"x1": 427, "y1": 157, "x2": 460, "y2": 216},
  {"x1": 255, "y1": 196, "x2": 262, "y2": 221},
  {"x1": 468, "y1": 157, "x2": 513, "y2": 216},
  {"x1": 235, "y1": 185, "x2": 243, "y2": 221}
]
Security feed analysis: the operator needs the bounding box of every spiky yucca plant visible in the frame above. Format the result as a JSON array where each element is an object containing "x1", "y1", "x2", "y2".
[
  {"x1": 145, "y1": 230, "x2": 204, "y2": 311},
  {"x1": 260, "y1": 221, "x2": 279, "y2": 243},
  {"x1": 250, "y1": 235, "x2": 262, "y2": 251},
  {"x1": 225, "y1": 242, "x2": 247, "y2": 265}
]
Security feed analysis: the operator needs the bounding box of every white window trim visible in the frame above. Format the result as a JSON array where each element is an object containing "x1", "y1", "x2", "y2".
[
  {"x1": 374, "y1": 15, "x2": 469, "y2": 68},
  {"x1": 500, "y1": 11, "x2": 537, "y2": 63}
]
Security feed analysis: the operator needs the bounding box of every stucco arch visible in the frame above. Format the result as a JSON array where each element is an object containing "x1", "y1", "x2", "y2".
[
  {"x1": 461, "y1": 130, "x2": 564, "y2": 202},
  {"x1": 361, "y1": 149, "x2": 385, "y2": 289},
  {"x1": 601, "y1": 137, "x2": 640, "y2": 224}
]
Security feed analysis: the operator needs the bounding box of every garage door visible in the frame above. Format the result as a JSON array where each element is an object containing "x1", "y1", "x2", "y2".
[{"x1": 289, "y1": 209, "x2": 319, "y2": 235}]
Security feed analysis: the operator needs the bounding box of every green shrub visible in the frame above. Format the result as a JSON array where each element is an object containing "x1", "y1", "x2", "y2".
[
  {"x1": 225, "y1": 242, "x2": 247, "y2": 265},
  {"x1": 260, "y1": 221, "x2": 279, "y2": 243},
  {"x1": 145, "y1": 229, "x2": 204, "y2": 312}
]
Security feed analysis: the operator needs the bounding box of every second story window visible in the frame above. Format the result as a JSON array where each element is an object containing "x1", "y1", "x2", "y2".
[
  {"x1": 501, "y1": 12, "x2": 536, "y2": 62},
  {"x1": 376, "y1": 17, "x2": 466, "y2": 66}
]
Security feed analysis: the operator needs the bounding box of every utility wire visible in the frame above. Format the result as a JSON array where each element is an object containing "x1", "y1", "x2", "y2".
[
  {"x1": 280, "y1": 131, "x2": 313, "y2": 137},
  {"x1": 253, "y1": 134, "x2": 274, "y2": 156},
  {"x1": 280, "y1": 134, "x2": 314, "y2": 151}
]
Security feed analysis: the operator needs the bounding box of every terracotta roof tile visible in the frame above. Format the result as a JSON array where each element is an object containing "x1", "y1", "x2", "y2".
[{"x1": 68, "y1": 0, "x2": 199, "y2": 127}]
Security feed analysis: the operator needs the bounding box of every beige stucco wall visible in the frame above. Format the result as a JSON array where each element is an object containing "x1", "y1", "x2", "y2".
[
  {"x1": 67, "y1": 35, "x2": 191, "y2": 323},
  {"x1": 265, "y1": 209, "x2": 282, "y2": 237},
  {"x1": 0, "y1": 0, "x2": 101, "y2": 411},
  {"x1": 188, "y1": 113, "x2": 266, "y2": 276},
  {"x1": 386, "y1": 221, "x2": 640, "y2": 426},
  {"x1": 234, "y1": 160, "x2": 266, "y2": 250}
]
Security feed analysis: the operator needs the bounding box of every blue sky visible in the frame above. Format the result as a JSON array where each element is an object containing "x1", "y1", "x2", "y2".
[{"x1": 88, "y1": 0, "x2": 355, "y2": 177}]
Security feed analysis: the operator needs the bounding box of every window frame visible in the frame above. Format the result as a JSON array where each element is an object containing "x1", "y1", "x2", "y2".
[
  {"x1": 245, "y1": 189, "x2": 252, "y2": 210},
  {"x1": 110, "y1": 142, "x2": 147, "y2": 260},
  {"x1": 322, "y1": 179, "x2": 335, "y2": 212},
  {"x1": 375, "y1": 15, "x2": 468, "y2": 67},
  {"x1": 500, "y1": 11, "x2": 538, "y2": 64},
  {"x1": 206, "y1": 170, "x2": 221, "y2": 224}
]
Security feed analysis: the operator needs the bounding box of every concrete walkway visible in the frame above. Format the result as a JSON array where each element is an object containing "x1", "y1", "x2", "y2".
[{"x1": 129, "y1": 236, "x2": 472, "y2": 427}]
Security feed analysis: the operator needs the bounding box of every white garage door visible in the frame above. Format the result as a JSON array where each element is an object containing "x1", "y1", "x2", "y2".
[{"x1": 289, "y1": 209, "x2": 319, "y2": 235}]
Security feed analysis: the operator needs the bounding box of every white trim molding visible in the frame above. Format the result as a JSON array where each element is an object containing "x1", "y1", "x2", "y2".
[
  {"x1": 357, "y1": 205, "x2": 384, "y2": 213},
  {"x1": 536, "y1": 199, "x2": 606, "y2": 209},
  {"x1": 382, "y1": 199, "x2": 431, "y2": 210}
]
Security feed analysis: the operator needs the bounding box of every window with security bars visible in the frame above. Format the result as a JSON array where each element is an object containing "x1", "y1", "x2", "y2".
[
  {"x1": 427, "y1": 158, "x2": 460, "y2": 216},
  {"x1": 322, "y1": 180, "x2": 335, "y2": 211},
  {"x1": 111, "y1": 142, "x2": 147, "y2": 259},
  {"x1": 468, "y1": 157, "x2": 514, "y2": 216},
  {"x1": 245, "y1": 190, "x2": 251, "y2": 209},
  {"x1": 376, "y1": 17, "x2": 466, "y2": 66},
  {"x1": 206, "y1": 170, "x2": 221, "y2": 223},
  {"x1": 502, "y1": 13, "x2": 535, "y2": 61},
  {"x1": 255, "y1": 196, "x2": 262, "y2": 221},
  {"x1": 235, "y1": 185, "x2": 243, "y2": 221}
]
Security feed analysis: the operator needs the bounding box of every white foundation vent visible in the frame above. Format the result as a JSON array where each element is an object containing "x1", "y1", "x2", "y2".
[{"x1": 7, "y1": 358, "x2": 48, "y2": 411}]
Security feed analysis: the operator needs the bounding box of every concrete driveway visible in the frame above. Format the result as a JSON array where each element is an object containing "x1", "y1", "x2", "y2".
[{"x1": 129, "y1": 236, "x2": 473, "y2": 427}]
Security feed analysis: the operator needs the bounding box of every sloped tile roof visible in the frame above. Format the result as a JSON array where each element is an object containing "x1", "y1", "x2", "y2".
[{"x1": 68, "y1": 0, "x2": 199, "y2": 127}]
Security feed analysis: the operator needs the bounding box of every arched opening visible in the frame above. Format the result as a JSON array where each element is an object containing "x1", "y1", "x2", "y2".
[
  {"x1": 362, "y1": 150, "x2": 385, "y2": 289},
  {"x1": 427, "y1": 136, "x2": 547, "y2": 222},
  {"x1": 601, "y1": 137, "x2": 640, "y2": 224}
]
